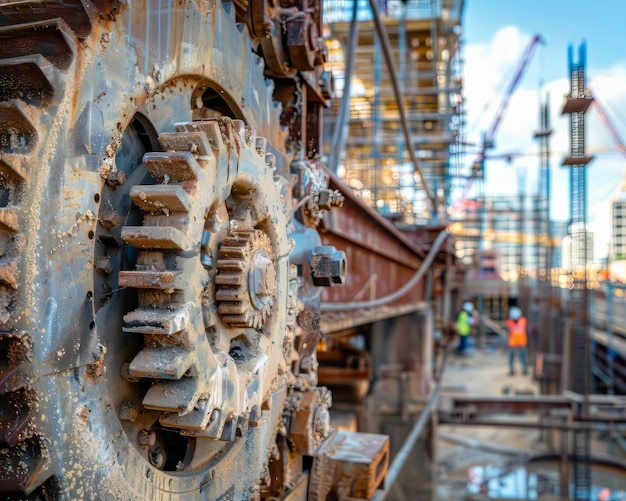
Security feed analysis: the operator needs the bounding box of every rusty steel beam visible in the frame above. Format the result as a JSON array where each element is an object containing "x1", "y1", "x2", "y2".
[
  {"x1": 439, "y1": 393, "x2": 626, "y2": 425},
  {"x1": 438, "y1": 417, "x2": 626, "y2": 431},
  {"x1": 440, "y1": 395, "x2": 577, "y2": 414},
  {"x1": 319, "y1": 168, "x2": 451, "y2": 332}
]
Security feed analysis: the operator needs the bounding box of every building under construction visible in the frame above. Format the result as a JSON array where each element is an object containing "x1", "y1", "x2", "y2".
[
  {"x1": 0, "y1": 0, "x2": 625, "y2": 500},
  {"x1": 322, "y1": 2, "x2": 626, "y2": 500},
  {"x1": 325, "y1": 0, "x2": 464, "y2": 222}
]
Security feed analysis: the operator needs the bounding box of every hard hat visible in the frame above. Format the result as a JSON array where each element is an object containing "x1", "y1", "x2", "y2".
[
  {"x1": 462, "y1": 301, "x2": 474, "y2": 313},
  {"x1": 509, "y1": 306, "x2": 522, "y2": 320}
]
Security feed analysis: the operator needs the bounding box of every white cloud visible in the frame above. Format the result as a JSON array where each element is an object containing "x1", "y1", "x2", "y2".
[{"x1": 462, "y1": 27, "x2": 626, "y2": 260}]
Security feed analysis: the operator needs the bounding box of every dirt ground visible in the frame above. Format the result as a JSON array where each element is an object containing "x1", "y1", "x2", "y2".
[{"x1": 434, "y1": 340, "x2": 550, "y2": 500}]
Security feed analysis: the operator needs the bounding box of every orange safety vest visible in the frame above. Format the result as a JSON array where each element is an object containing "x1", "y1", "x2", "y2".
[{"x1": 505, "y1": 317, "x2": 527, "y2": 347}]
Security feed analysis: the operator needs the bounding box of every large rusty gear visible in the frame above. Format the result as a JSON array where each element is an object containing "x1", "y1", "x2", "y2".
[
  {"x1": 116, "y1": 115, "x2": 291, "y2": 451},
  {"x1": 0, "y1": 0, "x2": 359, "y2": 498},
  {"x1": 216, "y1": 229, "x2": 277, "y2": 328},
  {"x1": 0, "y1": 1, "x2": 297, "y2": 498}
]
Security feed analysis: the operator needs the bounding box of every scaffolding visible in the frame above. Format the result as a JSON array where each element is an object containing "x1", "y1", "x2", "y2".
[{"x1": 324, "y1": 0, "x2": 465, "y2": 223}]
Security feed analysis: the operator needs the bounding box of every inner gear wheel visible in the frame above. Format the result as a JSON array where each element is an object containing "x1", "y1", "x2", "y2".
[{"x1": 217, "y1": 229, "x2": 277, "y2": 328}]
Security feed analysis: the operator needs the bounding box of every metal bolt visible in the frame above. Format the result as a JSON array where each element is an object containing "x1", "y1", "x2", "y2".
[
  {"x1": 96, "y1": 257, "x2": 113, "y2": 276},
  {"x1": 229, "y1": 345, "x2": 244, "y2": 361},
  {"x1": 149, "y1": 445, "x2": 166, "y2": 469},
  {"x1": 106, "y1": 170, "x2": 126, "y2": 189},
  {"x1": 119, "y1": 402, "x2": 139, "y2": 422},
  {"x1": 138, "y1": 429, "x2": 156, "y2": 448},
  {"x1": 317, "y1": 188, "x2": 344, "y2": 211},
  {"x1": 201, "y1": 252, "x2": 214, "y2": 269},
  {"x1": 253, "y1": 254, "x2": 276, "y2": 297},
  {"x1": 310, "y1": 245, "x2": 347, "y2": 286},
  {"x1": 313, "y1": 407, "x2": 330, "y2": 440},
  {"x1": 99, "y1": 208, "x2": 121, "y2": 230}
]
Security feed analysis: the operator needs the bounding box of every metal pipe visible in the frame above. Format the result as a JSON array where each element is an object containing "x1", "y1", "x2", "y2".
[
  {"x1": 320, "y1": 229, "x2": 448, "y2": 311},
  {"x1": 367, "y1": 0, "x2": 436, "y2": 210}
]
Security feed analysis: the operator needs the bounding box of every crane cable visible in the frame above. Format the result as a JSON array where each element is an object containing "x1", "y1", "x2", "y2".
[{"x1": 320, "y1": 229, "x2": 448, "y2": 311}]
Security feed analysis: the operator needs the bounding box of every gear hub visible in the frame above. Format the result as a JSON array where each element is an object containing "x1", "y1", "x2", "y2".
[{"x1": 216, "y1": 229, "x2": 277, "y2": 328}]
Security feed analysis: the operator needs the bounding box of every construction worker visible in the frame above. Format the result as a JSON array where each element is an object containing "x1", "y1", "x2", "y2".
[
  {"x1": 456, "y1": 301, "x2": 476, "y2": 355},
  {"x1": 506, "y1": 306, "x2": 528, "y2": 375}
]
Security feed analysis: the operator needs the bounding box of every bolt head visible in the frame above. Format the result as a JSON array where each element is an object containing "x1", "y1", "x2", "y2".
[
  {"x1": 311, "y1": 246, "x2": 347, "y2": 286},
  {"x1": 119, "y1": 402, "x2": 139, "y2": 422}
]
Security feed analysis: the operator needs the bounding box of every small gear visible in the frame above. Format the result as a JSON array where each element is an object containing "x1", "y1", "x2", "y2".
[{"x1": 216, "y1": 229, "x2": 277, "y2": 328}]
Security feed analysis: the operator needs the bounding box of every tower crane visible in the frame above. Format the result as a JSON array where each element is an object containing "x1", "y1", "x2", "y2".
[{"x1": 452, "y1": 34, "x2": 544, "y2": 211}]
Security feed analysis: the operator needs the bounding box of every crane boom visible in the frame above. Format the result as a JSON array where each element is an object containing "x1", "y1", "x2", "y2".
[
  {"x1": 483, "y1": 35, "x2": 544, "y2": 150},
  {"x1": 451, "y1": 34, "x2": 543, "y2": 213},
  {"x1": 592, "y1": 97, "x2": 626, "y2": 157}
]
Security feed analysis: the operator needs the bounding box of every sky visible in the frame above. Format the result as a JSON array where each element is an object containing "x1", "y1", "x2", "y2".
[{"x1": 461, "y1": 0, "x2": 626, "y2": 260}]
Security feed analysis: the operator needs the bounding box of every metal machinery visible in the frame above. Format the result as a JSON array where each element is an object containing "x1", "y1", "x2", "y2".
[{"x1": 0, "y1": 1, "x2": 457, "y2": 500}]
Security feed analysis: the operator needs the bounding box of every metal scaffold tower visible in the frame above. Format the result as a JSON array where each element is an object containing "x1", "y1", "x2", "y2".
[
  {"x1": 324, "y1": 0, "x2": 465, "y2": 224},
  {"x1": 535, "y1": 97, "x2": 552, "y2": 279},
  {"x1": 561, "y1": 41, "x2": 593, "y2": 500}
]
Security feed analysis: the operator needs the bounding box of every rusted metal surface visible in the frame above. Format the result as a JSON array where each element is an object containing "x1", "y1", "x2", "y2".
[
  {"x1": 439, "y1": 393, "x2": 626, "y2": 424},
  {"x1": 0, "y1": 0, "x2": 366, "y2": 498},
  {"x1": 318, "y1": 168, "x2": 451, "y2": 333},
  {"x1": 0, "y1": 0, "x2": 454, "y2": 498},
  {"x1": 309, "y1": 430, "x2": 390, "y2": 500}
]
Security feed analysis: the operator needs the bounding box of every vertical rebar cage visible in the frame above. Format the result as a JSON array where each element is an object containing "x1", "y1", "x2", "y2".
[{"x1": 561, "y1": 41, "x2": 594, "y2": 500}]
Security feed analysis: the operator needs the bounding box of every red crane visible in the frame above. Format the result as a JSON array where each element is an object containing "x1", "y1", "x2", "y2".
[
  {"x1": 453, "y1": 34, "x2": 544, "y2": 211},
  {"x1": 592, "y1": 97, "x2": 626, "y2": 158}
]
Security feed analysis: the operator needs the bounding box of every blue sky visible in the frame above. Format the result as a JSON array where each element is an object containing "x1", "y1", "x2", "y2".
[{"x1": 461, "y1": 0, "x2": 626, "y2": 259}]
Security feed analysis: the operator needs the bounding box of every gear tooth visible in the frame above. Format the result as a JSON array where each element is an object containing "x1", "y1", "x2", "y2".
[
  {"x1": 0, "y1": 435, "x2": 48, "y2": 494},
  {"x1": 121, "y1": 225, "x2": 188, "y2": 251},
  {"x1": 0, "y1": 153, "x2": 28, "y2": 180},
  {"x1": 0, "y1": 366, "x2": 29, "y2": 395},
  {"x1": 142, "y1": 378, "x2": 203, "y2": 414},
  {"x1": 122, "y1": 307, "x2": 190, "y2": 335},
  {"x1": 255, "y1": 136, "x2": 268, "y2": 156},
  {"x1": 0, "y1": 19, "x2": 76, "y2": 71},
  {"x1": 214, "y1": 272, "x2": 244, "y2": 286},
  {"x1": 180, "y1": 409, "x2": 224, "y2": 439},
  {"x1": 215, "y1": 289, "x2": 247, "y2": 306},
  {"x1": 129, "y1": 346, "x2": 195, "y2": 380},
  {"x1": 199, "y1": 121, "x2": 225, "y2": 147},
  {"x1": 0, "y1": 260, "x2": 18, "y2": 289},
  {"x1": 0, "y1": 2, "x2": 92, "y2": 38},
  {"x1": 223, "y1": 314, "x2": 254, "y2": 327},
  {"x1": 160, "y1": 399, "x2": 213, "y2": 430},
  {"x1": 0, "y1": 54, "x2": 58, "y2": 107},
  {"x1": 0, "y1": 208, "x2": 19, "y2": 233},
  {"x1": 118, "y1": 270, "x2": 183, "y2": 291},
  {"x1": 158, "y1": 132, "x2": 213, "y2": 162},
  {"x1": 129, "y1": 184, "x2": 193, "y2": 214},
  {"x1": 216, "y1": 259, "x2": 246, "y2": 272},
  {"x1": 143, "y1": 151, "x2": 202, "y2": 182},
  {"x1": 0, "y1": 99, "x2": 38, "y2": 154},
  {"x1": 0, "y1": 388, "x2": 36, "y2": 446},
  {"x1": 219, "y1": 246, "x2": 247, "y2": 259}
]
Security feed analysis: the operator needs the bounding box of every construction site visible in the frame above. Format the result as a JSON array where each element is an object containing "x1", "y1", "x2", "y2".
[{"x1": 0, "y1": 0, "x2": 625, "y2": 500}]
